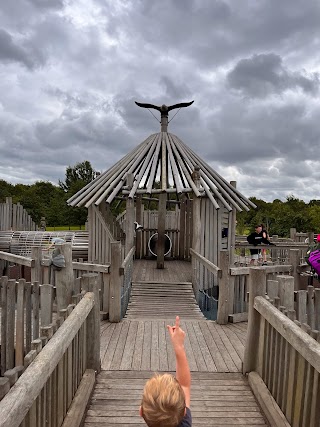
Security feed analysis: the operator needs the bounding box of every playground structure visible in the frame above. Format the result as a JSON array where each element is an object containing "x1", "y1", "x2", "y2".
[{"x1": 0, "y1": 102, "x2": 319, "y2": 426}]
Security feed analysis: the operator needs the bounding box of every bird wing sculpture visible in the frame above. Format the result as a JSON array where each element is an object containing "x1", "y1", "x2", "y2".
[
  {"x1": 167, "y1": 100, "x2": 194, "y2": 111},
  {"x1": 135, "y1": 102, "x2": 162, "y2": 112},
  {"x1": 135, "y1": 100, "x2": 194, "y2": 112}
]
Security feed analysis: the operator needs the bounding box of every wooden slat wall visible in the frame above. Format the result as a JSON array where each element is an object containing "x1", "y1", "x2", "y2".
[
  {"x1": 0, "y1": 198, "x2": 37, "y2": 231},
  {"x1": 88, "y1": 205, "x2": 114, "y2": 264}
]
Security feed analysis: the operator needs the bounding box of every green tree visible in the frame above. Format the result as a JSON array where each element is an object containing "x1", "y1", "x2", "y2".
[
  {"x1": 59, "y1": 160, "x2": 96, "y2": 193},
  {"x1": 59, "y1": 161, "x2": 97, "y2": 226}
]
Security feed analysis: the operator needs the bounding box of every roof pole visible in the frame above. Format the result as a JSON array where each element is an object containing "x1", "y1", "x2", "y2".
[{"x1": 161, "y1": 110, "x2": 168, "y2": 132}]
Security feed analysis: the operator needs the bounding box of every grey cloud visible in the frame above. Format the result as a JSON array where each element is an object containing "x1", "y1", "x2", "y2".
[
  {"x1": 26, "y1": 0, "x2": 64, "y2": 10},
  {"x1": 227, "y1": 53, "x2": 319, "y2": 97},
  {"x1": 0, "y1": 29, "x2": 36, "y2": 68}
]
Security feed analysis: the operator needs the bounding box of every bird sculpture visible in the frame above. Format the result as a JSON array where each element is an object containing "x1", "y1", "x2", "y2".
[{"x1": 135, "y1": 100, "x2": 194, "y2": 131}]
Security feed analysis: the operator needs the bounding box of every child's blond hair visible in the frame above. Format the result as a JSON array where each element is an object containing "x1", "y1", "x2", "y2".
[{"x1": 141, "y1": 373, "x2": 186, "y2": 427}]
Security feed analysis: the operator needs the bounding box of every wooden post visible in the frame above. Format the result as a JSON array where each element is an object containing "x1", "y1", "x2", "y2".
[
  {"x1": 229, "y1": 181, "x2": 237, "y2": 265},
  {"x1": 135, "y1": 195, "x2": 142, "y2": 259},
  {"x1": 278, "y1": 275, "x2": 294, "y2": 310},
  {"x1": 217, "y1": 251, "x2": 230, "y2": 324},
  {"x1": 157, "y1": 193, "x2": 166, "y2": 269},
  {"x1": 125, "y1": 173, "x2": 135, "y2": 256},
  {"x1": 31, "y1": 247, "x2": 42, "y2": 284},
  {"x1": 125, "y1": 198, "x2": 135, "y2": 256},
  {"x1": 83, "y1": 273, "x2": 101, "y2": 373},
  {"x1": 179, "y1": 195, "x2": 186, "y2": 259},
  {"x1": 55, "y1": 243, "x2": 74, "y2": 311},
  {"x1": 243, "y1": 267, "x2": 267, "y2": 374},
  {"x1": 289, "y1": 249, "x2": 302, "y2": 290},
  {"x1": 290, "y1": 228, "x2": 297, "y2": 241},
  {"x1": 192, "y1": 167, "x2": 201, "y2": 255},
  {"x1": 109, "y1": 241, "x2": 122, "y2": 322}
]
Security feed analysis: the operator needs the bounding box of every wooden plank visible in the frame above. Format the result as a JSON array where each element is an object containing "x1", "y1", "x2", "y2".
[
  {"x1": 6, "y1": 279, "x2": 16, "y2": 371},
  {"x1": 61, "y1": 370, "x2": 95, "y2": 427},
  {"x1": 1, "y1": 276, "x2": 8, "y2": 375},
  {"x1": 248, "y1": 372, "x2": 290, "y2": 427},
  {"x1": 0, "y1": 250, "x2": 34, "y2": 267},
  {"x1": 15, "y1": 279, "x2": 25, "y2": 367}
]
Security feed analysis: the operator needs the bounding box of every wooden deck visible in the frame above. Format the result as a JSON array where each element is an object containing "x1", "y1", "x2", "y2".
[
  {"x1": 132, "y1": 259, "x2": 192, "y2": 283},
  {"x1": 84, "y1": 260, "x2": 269, "y2": 426}
]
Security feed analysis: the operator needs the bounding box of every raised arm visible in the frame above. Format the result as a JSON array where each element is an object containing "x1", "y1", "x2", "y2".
[{"x1": 167, "y1": 316, "x2": 191, "y2": 408}]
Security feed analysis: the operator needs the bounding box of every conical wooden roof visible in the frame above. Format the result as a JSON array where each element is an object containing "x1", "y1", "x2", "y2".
[{"x1": 68, "y1": 132, "x2": 255, "y2": 212}]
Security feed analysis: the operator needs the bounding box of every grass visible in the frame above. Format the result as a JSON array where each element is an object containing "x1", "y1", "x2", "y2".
[{"x1": 46, "y1": 225, "x2": 85, "y2": 231}]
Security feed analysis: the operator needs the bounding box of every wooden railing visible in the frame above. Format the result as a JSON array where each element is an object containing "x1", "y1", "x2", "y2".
[
  {"x1": 0, "y1": 246, "x2": 111, "y2": 317},
  {"x1": 243, "y1": 268, "x2": 320, "y2": 426},
  {"x1": 109, "y1": 242, "x2": 135, "y2": 322},
  {"x1": 190, "y1": 248, "x2": 296, "y2": 324},
  {"x1": 0, "y1": 274, "x2": 100, "y2": 427},
  {"x1": 190, "y1": 248, "x2": 221, "y2": 321}
]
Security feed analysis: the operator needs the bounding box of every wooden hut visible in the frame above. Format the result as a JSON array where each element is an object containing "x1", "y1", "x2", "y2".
[{"x1": 68, "y1": 101, "x2": 255, "y2": 268}]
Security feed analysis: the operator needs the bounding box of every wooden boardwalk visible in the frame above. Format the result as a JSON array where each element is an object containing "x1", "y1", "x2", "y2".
[{"x1": 84, "y1": 260, "x2": 269, "y2": 426}]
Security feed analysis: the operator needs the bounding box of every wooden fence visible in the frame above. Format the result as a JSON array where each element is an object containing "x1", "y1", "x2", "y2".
[
  {"x1": 190, "y1": 247, "x2": 311, "y2": 324},
  {"x1": 243, "y1": 268, "x2": 320, "y2": 427},
  {"x1": 0, "y1": 273, "x2": 100, "y2": 427},
  {"x1": 0, "y1": 198, "x2": 37, "y2": 232}
]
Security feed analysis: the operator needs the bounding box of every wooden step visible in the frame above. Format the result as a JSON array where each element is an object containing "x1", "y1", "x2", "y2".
[
  {"x1": 125, "y1": 281, "x2": 204, "y2": 320},
  {"x1": 84, "y1": 371, "x2": 268, "y2": 426}
]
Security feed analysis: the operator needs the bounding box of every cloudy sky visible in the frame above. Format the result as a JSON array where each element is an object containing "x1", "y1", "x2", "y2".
[{"x1": 1, "y1": 0, "x2": 320, "y2": 202}]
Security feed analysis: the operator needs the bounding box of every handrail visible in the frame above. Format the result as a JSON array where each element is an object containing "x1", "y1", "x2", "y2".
[
  {"x1": 0, "y1": 250, "x2": 34, "y2": 267},
  {"x1": 72, "y1": 261, "x2": 110, "y2": 273},
  {"x1": 0, "y1": 250, "x2": 110, "y2": 273},
  {"x1": 189, "y1": 248, "x2": 221, "y2": 277},
  {"x1": 254, "y1": 296, "x2": 320, "y2": 373},
  {"x1": 0, "y1": 292, "x2": 95, "y2": 427},
  {"x1": 230, "y1": 264, "x2": 292, "y2": 276},
  {"x1": 120, "y1": 246, "x2": 135, "y2": 275},
  {"x1": 236, "y1": 243, "x2": 308, "y2": 249}
]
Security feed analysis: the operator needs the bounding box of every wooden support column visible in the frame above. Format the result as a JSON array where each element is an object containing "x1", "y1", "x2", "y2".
[
  {"x1": 125, "y1": 198, "x2": 135, "y2": 256},
  {"x1": 157, "y1": 193, "x2": 166, "y2": 269},
  {"x1": 229, "y1": 181, "x2": 237, "y2": 265},
  {"x1": 192, "y1": 167, "x2": 201, "y2": 255},
  {"x1": 125, "y1": 173, "x2": 135, "y2": 256},
  {"x1": 243, "y1": 267, "x2": 266, "y2": 374},
  {"x1": 109, "y1": 241, "x2": 122, "y2": 322},
  {"x1": 83, "y1": 273, "x2": 101, "y2": 373},
  {"x1": 289, "y1": 249, "x2": 302, "y2": 290},
  {"x1": 136, "y1": 195, "x2": 142, "y2": 259},
  {"x1": 55, "y1": 243, "x2": 74, "y2": 311},
  {"x1": 179, "y1": 195, "x2": 186, "y2": 259},
  {"x1": 217, "y1": 251, "x2": 229, "y2": 324}
]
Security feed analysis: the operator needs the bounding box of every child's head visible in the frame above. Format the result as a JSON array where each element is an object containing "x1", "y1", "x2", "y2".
[{"x1": 140, "y1": 373, "x2": 186, "y2": 427}]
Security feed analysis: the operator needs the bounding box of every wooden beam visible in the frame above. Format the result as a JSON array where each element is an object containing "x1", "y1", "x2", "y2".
[
  {"x1": 248, "y1": 372, "x2": 291, "y2": 427},
  {"x1": 189, "y1": 248, "x2": 221, "y2": 276},
  {"x1": 61, "y1": 370, "x2": 95, "y2": 427},
  {"x1": 157, "y1": 193, "x2": 166, "y2": 269},
  {"x1": 0, "y1": 251, "x2": 34, "y2": 267}
]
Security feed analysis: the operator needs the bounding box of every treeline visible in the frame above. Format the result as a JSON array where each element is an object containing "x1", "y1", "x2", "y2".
[
  {"x1": 237, "y1": 196, "x2": 320, "y2": 237},
  {"x1": 0, "y1": 161, "x2": 96, "y2": 227},
  {"x1": 0, "y1": 161, "x2": 319, "y2": 236}
]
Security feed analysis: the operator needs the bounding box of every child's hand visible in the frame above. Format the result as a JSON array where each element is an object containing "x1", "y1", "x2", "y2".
[{"x1": 167, "y1": 316, "x2": 186, "y2": 352}]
